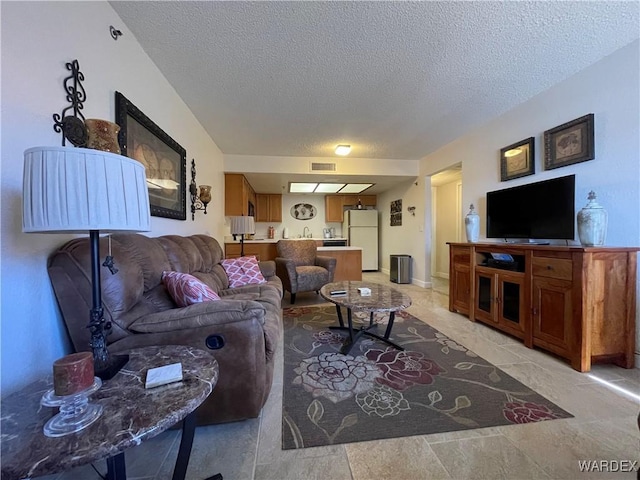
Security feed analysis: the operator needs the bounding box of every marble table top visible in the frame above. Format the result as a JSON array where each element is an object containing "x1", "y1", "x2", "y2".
[
  {"x1": 320, "y1": 281, "x2": 412, "y2": 312},
  {"x1": 1, "y1": 345, "x2": 218, "y2": 480}
]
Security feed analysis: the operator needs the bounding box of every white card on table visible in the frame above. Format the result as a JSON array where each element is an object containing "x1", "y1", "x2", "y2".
[{"x1": 145, "y1": 362, "x2": 183, "y2": 389}]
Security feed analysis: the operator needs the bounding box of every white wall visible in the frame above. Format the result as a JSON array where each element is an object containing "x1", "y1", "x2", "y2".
[
  {"x1": 242, "y1": 194, "x2": 344, "y2": 240},
  {"x1": 433, "y1": 179, "x2": 462, "y2": 277},
  {"x1": 378, "y1": 179, "x2": 426, "y2": 285},
  {"x1": 226, "y1": 154, "x2": 419, "y2": 177},
  {"x1": 418, "y1": 40, "x2": 640, "y2": 361},
  {"x1": 1, "y1": 2, "x2": 225, "y2": 394}
]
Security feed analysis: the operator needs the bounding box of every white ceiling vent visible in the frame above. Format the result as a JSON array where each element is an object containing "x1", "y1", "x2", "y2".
[{"x1": 310, "y1": 162, "x2": 336, "y2": 172}]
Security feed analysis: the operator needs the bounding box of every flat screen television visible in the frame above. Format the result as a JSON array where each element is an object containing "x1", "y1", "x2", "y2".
[{"x1": 486, "y1": 174, "x2": 575, "y2": 240}]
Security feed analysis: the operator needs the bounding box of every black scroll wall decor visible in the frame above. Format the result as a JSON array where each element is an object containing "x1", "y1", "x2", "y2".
[{"x1": 52, "y1": 59, "x2": 88, "y2": 147}]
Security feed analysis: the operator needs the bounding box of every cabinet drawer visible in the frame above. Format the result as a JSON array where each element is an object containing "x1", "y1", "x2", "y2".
[
  {"x1": 451, "y1": 246, "x2": 471, "y2": 264},
  {"x1": 532, "y1": 257, "x2": 572, "y2": 281}
]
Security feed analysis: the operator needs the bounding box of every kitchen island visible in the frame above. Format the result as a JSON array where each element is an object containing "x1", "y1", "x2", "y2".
[{"x1": 224, "y1": 239, "x2": 362, "y2": 281}]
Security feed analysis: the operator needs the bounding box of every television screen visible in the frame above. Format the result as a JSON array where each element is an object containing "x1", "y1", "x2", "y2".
[{"x1": 486, "y1": 175, "x2": 575, "y2": 240}]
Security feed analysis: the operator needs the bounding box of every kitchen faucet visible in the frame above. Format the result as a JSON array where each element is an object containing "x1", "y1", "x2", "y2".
[{"x1": 303, "y1": 226, "x2": 310, "y2": 238}]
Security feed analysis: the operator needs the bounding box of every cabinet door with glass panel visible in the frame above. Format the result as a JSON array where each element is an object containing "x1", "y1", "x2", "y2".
[{"x1": 474, "y1": 267, "x2": 526, "y2": 339}]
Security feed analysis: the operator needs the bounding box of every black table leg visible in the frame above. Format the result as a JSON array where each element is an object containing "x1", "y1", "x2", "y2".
[
  {"x1": 106, "y1": 452, "x2": 126, "y2": 480},
  {"x1": 172, "y1": 412, "x2": 223, "y2": 480},
  {"x1": 384, "y1": 311, "x2": 396, "y2": 339},
  {"x1": 335, "y1": 304, "x2": 344, "y2": 328},
  {"x1": 172, "y1": 412, "x2": 196, "y2": 480},
  {"x1": 347, "y1": 308, "x2": 354, "y2": 342}
]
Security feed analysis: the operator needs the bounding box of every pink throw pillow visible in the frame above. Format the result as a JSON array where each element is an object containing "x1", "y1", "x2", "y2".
[
  {"x1": 220, "y1": 256, "x2": 267, "y2": 288},
  {"x1": 162, "y1": 271, "x2": 220, "y2": 307}
]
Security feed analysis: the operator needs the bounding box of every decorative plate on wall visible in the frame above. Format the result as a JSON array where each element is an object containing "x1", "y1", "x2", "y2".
[{"x1": 290, "y1": 203, "x2": 317, "y2": 220}]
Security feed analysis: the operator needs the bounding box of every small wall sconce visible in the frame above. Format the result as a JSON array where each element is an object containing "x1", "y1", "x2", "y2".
[
  {"x1": 407, "y1": 206, "x2": 416, "y2": 216},
  {"x1": 190, "y1": 159, "x2": 211, "y2": 220}
]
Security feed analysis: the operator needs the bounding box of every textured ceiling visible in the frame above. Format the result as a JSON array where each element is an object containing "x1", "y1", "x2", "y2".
[{"x1": 111, "y1": 1, "x2": 638, "y2": 162}]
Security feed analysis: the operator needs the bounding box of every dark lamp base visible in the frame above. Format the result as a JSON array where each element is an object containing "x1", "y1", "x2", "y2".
[{"x1": 95, "y1": 354, "x2": 129, "y2": 381}]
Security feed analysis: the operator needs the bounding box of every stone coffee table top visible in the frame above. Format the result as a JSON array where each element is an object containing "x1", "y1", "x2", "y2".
[
  {"x1": 1, "y1": 345, "x2": 218, "y2": 480},
  {"x1": 320, "y1": 281, "x2": 412, "y2": 312}
]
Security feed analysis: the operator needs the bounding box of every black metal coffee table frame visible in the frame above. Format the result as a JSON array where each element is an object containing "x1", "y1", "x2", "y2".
[
  {"x1": 320, "y1": 281, "x2": 412, "y2": 355},
  {"x1": 329, "y1": 304, "x2": 404, "y2": 355}
]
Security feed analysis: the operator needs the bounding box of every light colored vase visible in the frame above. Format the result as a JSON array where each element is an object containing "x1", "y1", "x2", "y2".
[
  {"x1": 85, "y1": 119, "x2": 121, "y2": 154},
  {"x1": 577, "y1": 191, "x2": 607, "y2": 246},
  {"x1": 465, "y1": 203, "x2": 480, "y2": 243}
]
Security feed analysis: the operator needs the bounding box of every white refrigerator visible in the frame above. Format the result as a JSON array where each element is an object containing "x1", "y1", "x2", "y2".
[{"x1": 343, "y1": 209, "x2": 379, "y2": 271}]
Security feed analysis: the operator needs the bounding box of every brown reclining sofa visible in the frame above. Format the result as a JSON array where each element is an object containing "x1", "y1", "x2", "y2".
[{"x1": 47, "y1": 233, "x2": 282, "y2": 425}]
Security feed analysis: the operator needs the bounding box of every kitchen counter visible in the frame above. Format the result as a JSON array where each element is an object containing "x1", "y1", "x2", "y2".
[
  {"x1": 224, "y1": 237, "x2": 347, "y2": 244},
  {"x1": 223, "y1": 241, "x2": 362, "y2": 281}
]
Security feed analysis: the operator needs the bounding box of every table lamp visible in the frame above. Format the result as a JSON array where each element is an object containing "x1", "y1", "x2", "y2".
[
  {"x1": 23, "y1": 146, "x2": 151, "y2": 380},
  {"x1": 230, "y1": 216, "x2": 255, "y2": 256}
]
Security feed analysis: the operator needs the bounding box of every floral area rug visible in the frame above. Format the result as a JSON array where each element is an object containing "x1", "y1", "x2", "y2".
[{"x1": 282, "y1": 305, "x2": 572, "y2": 449}]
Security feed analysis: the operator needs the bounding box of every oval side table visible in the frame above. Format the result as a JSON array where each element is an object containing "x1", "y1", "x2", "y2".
[{"x1": 1, "y1": 345, "x2": 219, "y2": 480}]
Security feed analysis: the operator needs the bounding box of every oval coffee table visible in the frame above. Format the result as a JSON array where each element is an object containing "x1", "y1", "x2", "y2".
[{"x1": 320, "y1": 281, "x2": 412, "y2": 355}]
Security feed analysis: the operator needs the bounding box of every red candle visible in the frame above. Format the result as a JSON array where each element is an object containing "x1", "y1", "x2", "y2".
[{"x1": 53, "y1": 352, "x2": 94, "y2": 396}]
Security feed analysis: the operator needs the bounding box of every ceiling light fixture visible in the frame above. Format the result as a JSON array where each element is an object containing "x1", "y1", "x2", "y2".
[
  {"x1": 339, "y1": 183, "x2": 373, "y2": 194},
  {"x1": 314, "y1": 183, "x2": 345, "y2": 193},
  {"x1": 289, "y1": 183, "x2": 318, "y2": 193},
  {"x1": 288, "y1": 182, "x2": 374, "y2": 194},
  {"x1": 335, "y1": 145, "x2": 351, "y2": 156}
]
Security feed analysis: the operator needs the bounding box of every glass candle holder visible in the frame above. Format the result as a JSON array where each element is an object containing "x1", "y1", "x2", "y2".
[{"x1": 41, "y1": 377, "x2": 103, "y2": 437}]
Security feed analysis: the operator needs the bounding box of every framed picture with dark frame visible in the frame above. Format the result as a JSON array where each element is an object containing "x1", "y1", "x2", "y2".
[
  {"x1": 390, "y1": 199, "x2": 402, "y2": 226},
  {"x1": 544, "y1": 113, "x2": 594, "y2": 170},
  {"x1": 115, "y1": 91, "x2": 187, "y2": 220},
  {"x1": 500, "y1": 137, "x2": 535, "y2": 181}
]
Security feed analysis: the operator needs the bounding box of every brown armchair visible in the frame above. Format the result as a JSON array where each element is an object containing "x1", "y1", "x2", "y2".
[{"x1": 275, "y1": 239, "x2": 337, "y2": 304}]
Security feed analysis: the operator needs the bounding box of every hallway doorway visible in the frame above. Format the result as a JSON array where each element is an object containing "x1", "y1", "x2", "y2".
[{"x1": 430, "y1": 164, "x2": 462, "y2": 280}]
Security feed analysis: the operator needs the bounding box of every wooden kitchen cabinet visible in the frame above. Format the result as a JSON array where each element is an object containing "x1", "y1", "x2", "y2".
[
  {"x1": 341, "y1": 194, "x2": 377, "y2": 208},
  {"x1": 255, "y1": 194, "x2": 282, "y2": 222},
  {"x1": 447, "y1": 242, "x2": 639, "y2": 372},
  {"x1": 325, "y1": 194, "x2": 377, "y2": 222},
  {"x1": 225, "y1": 242, "x2": 277, "y2": 261},
  {"x1": 224, "y1": 173, "x2": 255, "y2": 217},
  {"x1": 325, "y1": 195, "x2": 345, "y2": 222}
]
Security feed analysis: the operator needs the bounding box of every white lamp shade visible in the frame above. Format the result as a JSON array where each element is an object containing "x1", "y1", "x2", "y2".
[
  {"x1": 230, "y1": 216, "x2": 255, "y2": 235},
  {"x1": 23, "y1": 146, "x2": 151, "y2": 233}
]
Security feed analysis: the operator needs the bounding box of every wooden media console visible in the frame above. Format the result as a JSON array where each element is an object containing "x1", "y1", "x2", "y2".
[{"x1": 448, "y1": 242, "x2": 638, "y2": 372}]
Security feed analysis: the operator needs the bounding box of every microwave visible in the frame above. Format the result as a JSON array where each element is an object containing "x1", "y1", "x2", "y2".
[{"x1": 248, "y1": 201, "x2": 255, "y2": 217}]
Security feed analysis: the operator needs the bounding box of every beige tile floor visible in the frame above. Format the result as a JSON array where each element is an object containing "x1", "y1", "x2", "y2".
[{"x1": 43, "y1": 272, "x2": 640, "y2": 480}]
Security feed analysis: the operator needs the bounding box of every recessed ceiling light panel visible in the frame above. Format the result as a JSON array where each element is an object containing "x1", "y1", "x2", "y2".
[
  {"x1": 314, "y1": 183, "x2": 346, "y2": 193},
  {"x1": 289, "y1": 182, "x2": 318, "y2": 193},
  {"x1": 339, "y1": 183, "x2": 374, "y2": 194}
]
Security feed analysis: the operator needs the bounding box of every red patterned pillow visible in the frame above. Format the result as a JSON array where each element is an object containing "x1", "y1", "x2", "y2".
[
  {"x1": 220, "y1": 256, "x2": 267, "y2": 288},
  {"x1": 162, "y1": 271, "x2": 220, "y2": 307}
]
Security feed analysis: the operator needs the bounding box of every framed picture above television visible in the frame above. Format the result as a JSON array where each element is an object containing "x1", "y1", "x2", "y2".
[
  {"x1": 500, "y1": 137, "x2": 535, "y2": 181},
  {"x1": 544, "y1": 114, "x2": 594, "y2": 170}
]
